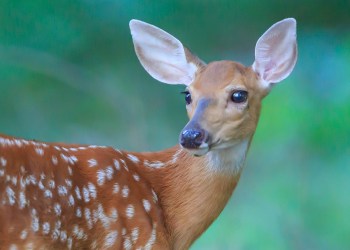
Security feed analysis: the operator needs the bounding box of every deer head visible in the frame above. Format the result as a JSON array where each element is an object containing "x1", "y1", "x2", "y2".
[{"x1": 130, "y1": 19, "x2": 297, "y2": 157}]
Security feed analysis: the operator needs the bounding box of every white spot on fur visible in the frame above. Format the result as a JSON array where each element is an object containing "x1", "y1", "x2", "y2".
[
  {"x1": 113, "y1": 159, "x2": 120, "y2": 170},
  {"x1": 91, "y1": 240, "x2": 98, "y2": 250},
  {"x1": 104, "y1": 230, "x2": 118, "y2": 248},
  {"x1": 142, "y1": 199, "x2": 151, "y2": 213},
  {"x1": 11, "y1": 176, "x2": 17, "y2": 186},
  {"x1": 0, "y1": 156, "x2": 7, "y2": 167},
  {"x1": 44, "y1": 189, "x2": 53, "y2": 198},
  {"x1": 19, "y1": 191, "x2": 27, "y2": 209},
  {"x1": 97, "y1": 170, "x2": 106, "y2": 186},
  {"x1": 42, "y1": 222, "x2": 50, "y2": 235},
  {"x1": 120, "y1": 160, "x2": 129, "y2": 172},
  {"x1": 35, "y1": 147, "x2": 44, "y2": 156},
  {"x1": 48, "y1": 180, "x2": 55, "y2": 189},
  {"x1": 68, "y1": 194, "x2": 75, "y2": 206},
  {"x1": 76, "y1": 207, "x2": 82, "y2": 218},
  {"x1": 133, "y1": 174, "x2": 140, "y2": 182},
  {"x1": 68, "y1": 166, "x2": 73, "y2": 176},
  {"x1": 109, "y1": 208, "x2": 118, "y2": 222},
  {"x1": 144, "y1": 224, "x2": 157, "y2": 250},
  {"x1": 67, "y1": 237, "x2": 73, "y2": 249},
  {"x1": 20, "y1": 230, "x2": 28, "y2": 240},
  {"x1": 26, "y1": 175, "x2": 37, "y2": 185},
  {"x1": 75, "y1": 186, "x2": 82, "y2": 200},
  {"x1": 123, "y1": 236, "x2": 132, "y2": 250},
  {"x1": 52, "y1": 220, "x2": 61, "y2": 240},
  {"x1": 73, "y1": 225, "x2": 86, "y2": 240},
  {"x1": 54, "y1": 203, "x2": 62, "y2": 216},
  {"x1": 88, "y1": 159, "x2": 97, "y2": 168},
  {"x1": 19, "y1": 176, "x2": 26, "y2": 188},
  {"x1": 126, "y1": 205, "x2": 135, "y2": 218},
  {"x1": 20, "y1": 166, "x2": 26, "y2": 174},
  {"x1": 88, "y1": 182, "x2": 97, "y2": 199},
  {"x1": 151, "y1": 189, "x2": 158, "y2": 203},
  {"x1": 131, "y1": 227, "x2": 139, "y2": 243},
  {"x1": 60, "y1": 230, "x2": 67, "y2": 242},
  {"x1": 122, "y1": 185, "x2": 129, "y2": 198},
  {"x1": 14, "y1": 139, "x2": 23, "y2": 147},
  {"x1": 31, "y1": 209, "x2": 39, "y2": 232},
  {"x1": 25, "y1": 242, "x2": 34, "y2": 249},
  {"x1": 6, "y1": 186, "x2": 15, "y2": 205},
  {"x1": 84, "y1": 208, "x2": 93, "y2": 229},
  {"x1": 82, "y1": 186, "x2": 90, "y2": 203},
  {"x1": 94, "y1": 203, "x2": 111, "y2": 229},
  {"x1": 69, "y1": 155, "x2": 78, "y2": 164},
  {"x1": 65, "y1": 179, "x2": 73, "y2": 187},
  {"x1": 52, "y1": 156, "x2": 58, "y2": 165},
  {"x1": 60, "y1": 153, "x2": 70, "y2": 163},
  {"x1": 105, "y1": 166, "x2": 114, "y2": 180},
  {"x1": 58, "y1": 185, "x2": 68, "y2": 196},
  {"x1": 38, "y1": 180, "x2": 45, "y2": 190},
  {"x1": 9, "y1": 244, "x2": 18, "y2": 250},
  {"x1": 127, "y1": 154, "x2": 139, "y2": 163}
]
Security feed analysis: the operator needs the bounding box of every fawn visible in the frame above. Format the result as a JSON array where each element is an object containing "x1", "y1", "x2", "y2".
[{"x1": 0, "y1": 18, "x2": 297, "y2": 249}]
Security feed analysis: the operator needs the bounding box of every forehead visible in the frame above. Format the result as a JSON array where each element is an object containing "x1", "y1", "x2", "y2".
[{"x1": 190, "y1": 61, "x2": 251, "y2": 93}]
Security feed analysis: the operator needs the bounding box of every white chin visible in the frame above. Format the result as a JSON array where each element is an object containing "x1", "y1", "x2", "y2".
[{"x1": 183, "y1": 144, "x2": 210, "y2": 157}]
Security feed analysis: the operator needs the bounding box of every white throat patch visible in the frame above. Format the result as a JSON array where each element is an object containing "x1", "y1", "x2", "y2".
[{"x1": 205, "y1": 139, "x2": 250, "y2": 175}]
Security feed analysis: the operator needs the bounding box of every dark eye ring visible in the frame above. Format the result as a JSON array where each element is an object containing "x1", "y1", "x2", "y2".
[
  {"x1": 231, "y1": 90, "x2": 248, "y2": 103},
  {"x1": 181, "y1": 91, "x2": 192, "y2": 105}
]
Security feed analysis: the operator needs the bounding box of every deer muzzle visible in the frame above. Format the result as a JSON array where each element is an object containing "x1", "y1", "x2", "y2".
[{"x1": 179, "y1": 99, "x2": 211, "y2": 156}]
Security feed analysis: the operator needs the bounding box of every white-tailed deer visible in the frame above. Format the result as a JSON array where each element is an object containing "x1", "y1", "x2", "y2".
[{"x1": 0, "y1": 18, "x2": 297, "y2": 249}]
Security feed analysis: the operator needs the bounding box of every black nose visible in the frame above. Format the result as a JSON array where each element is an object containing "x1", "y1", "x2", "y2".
[{"x1": 180, "y1": 129, "x2": 207, "y2": 149}]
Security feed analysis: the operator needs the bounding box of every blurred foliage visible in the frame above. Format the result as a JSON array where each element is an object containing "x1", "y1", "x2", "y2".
[{"x1": 0, "y1": 0, "x2": 349, "y2": 249}]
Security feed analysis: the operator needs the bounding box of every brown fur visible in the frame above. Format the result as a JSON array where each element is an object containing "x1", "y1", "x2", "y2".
[
  {"x1": 138, "y1": 147, "x2": 240, "y2": 249},
  {"x1": 0, "y1": 62, "x2": 268, "y2": 250}
]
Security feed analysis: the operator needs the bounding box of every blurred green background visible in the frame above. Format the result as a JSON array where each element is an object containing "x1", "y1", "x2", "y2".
[{"x1": 0, "y1": 0, "x2": 349, "y2": 249}]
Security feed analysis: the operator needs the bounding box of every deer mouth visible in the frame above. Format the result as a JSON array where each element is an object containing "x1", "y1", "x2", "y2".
[
  {"x1": 208, "y1": 138, "x2": 249, "y2": 152},
  {"x1": 182, "y1": 142, "x2": 210, "y2": 157}
]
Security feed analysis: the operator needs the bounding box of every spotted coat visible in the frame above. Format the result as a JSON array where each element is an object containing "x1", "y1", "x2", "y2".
[{"x1": 0, "y1": 134, "x2": 165, "y2": 249}]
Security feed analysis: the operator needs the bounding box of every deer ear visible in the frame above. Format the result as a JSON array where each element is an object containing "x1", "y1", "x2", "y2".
[
  {"x1": 129, "y1": 19, "x2": 204, "y2": 86},
  {"x1": 252, "y1": 18, "x2": 297, "y2": 89}
]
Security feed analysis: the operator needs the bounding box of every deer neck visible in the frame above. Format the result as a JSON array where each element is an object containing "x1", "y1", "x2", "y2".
[{"x1": 138, "y1": 138, "x2": 250, "y2": 249}]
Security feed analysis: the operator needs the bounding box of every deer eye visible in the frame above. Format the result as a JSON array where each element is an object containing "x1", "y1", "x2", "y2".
[
  {"x1": 231, "y1": 90, "x2": 248, "y2": 103},
  {"x1": 181, "y1": 91, "x2": 192, "y2": 105}
]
